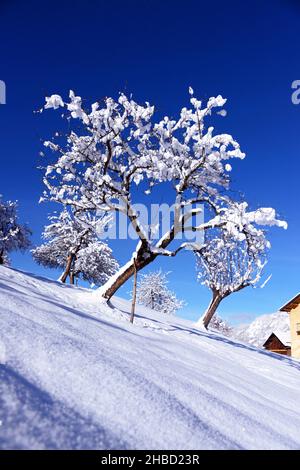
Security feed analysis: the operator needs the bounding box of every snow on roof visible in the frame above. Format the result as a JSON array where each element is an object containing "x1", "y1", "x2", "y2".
[
  {"x1": 264, "y1": 330, "x2": 291, "y2": 348},
  {"x1": 274, "y1": 330, "x2": 291, "y2": 346},
  {"x1": 280, "y1": 293, "x2": 300, "y2": 313}
]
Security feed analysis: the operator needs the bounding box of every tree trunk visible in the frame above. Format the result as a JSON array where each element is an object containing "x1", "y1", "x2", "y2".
[
  {"x1": 151, "y1": 292, "x2": 154, "y2": 310},
  {"x1": 130, "y1": 259, "x2": 138, "y2": 324},
  {"x1": 0, "y1": 250, "x2": 4, "y2": 265},
  {"x1": 60, "y1": 232, "x2": 88, "y2": 285},
  {"x1": 60, "y1": 254, "x2": 74, "y2": 284},
  {"x1": 100, "y1": 251, "x2": 156, "y2": 300},
  {"x1": 198, "y1": 292, "x2": 223, "y2": 329},
  {"x1": 99, "y1": 214, "x2": 184, "y2": 300},
  {"x1": 69, "y1": 272, "x2": 75, "y2": 285}
]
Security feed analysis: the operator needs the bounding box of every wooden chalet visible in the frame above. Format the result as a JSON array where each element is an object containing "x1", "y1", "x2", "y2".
[
  {"x1": 280, "y1": 293, "x2": 300, "y2": 359},
  {"x1": 263, "y1": 331, "x2": 291, "y2": 356}
]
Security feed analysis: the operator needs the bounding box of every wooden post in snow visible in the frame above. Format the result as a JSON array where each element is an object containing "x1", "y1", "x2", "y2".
[{"x1": 130, "y1": 258, "x2": 138, "y2": 324}]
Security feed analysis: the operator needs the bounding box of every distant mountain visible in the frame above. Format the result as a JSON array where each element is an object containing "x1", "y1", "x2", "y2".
[{"x1": 231, "y1": 311, "x2": 290, "y2": 348}]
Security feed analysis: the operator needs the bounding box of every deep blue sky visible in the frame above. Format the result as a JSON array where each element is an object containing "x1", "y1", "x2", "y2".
[{"x1": 1, "y1": 0, "x2": 300, "y2": 325}]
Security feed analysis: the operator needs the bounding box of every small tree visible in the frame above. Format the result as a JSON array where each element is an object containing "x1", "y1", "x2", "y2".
[
  {"x1": 73, "y1": 242, "x2": 119, "y2": 286},
  {"x1": 32, "y1": 209, "x2": 118, "y2": 285},
  {"x1": 0, "y1": 196, "x2": 31, "y2": 265},
  {"x1": 209, "y1": 314, "x2": 232, "y2": 336},
  {"x1": 195, "y1": 222, "x2": 270, "y2": 329},
  {"x1": 135, "y1": 270, "x2": 184, "y2": 315}
]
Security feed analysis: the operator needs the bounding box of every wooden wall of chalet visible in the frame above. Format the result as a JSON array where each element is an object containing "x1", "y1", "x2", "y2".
[{"x1": 264, "y1": 334, "x2": 291, "y2": 356}]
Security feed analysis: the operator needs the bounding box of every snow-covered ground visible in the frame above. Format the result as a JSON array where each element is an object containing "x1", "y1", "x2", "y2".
[{"x1": 1, "y1": 266, "x2": 300, "y2": 450}]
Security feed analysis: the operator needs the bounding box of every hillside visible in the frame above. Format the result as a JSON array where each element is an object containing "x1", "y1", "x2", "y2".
[
  {"x1": 232, "y1": 312, "x2": 290, "y2": 347},
  {"x1": 0, "y1": 266, "x2": 300, "y2": 450}
]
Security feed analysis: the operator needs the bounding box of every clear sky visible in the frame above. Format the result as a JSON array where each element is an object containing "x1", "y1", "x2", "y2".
[{"x1": 1, "y1": 0, "x2": 300, "y2": 325}]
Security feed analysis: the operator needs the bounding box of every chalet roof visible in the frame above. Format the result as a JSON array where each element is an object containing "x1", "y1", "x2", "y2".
[
  {"x1": 263, "y1": 331, "x2": 291, "y2": 348},
  {"x1": 279, "y1": 293, "x2": 300, "y2": 313}
]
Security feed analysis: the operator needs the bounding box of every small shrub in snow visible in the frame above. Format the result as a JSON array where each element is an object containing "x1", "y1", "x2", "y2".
[{"x1": 135, "y1": 270, "x2": 184, "y2": 315}]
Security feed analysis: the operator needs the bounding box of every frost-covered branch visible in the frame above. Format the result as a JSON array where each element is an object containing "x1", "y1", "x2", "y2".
[{"x1": 195, "y1": 221, "x2": 274, "y2": 329}]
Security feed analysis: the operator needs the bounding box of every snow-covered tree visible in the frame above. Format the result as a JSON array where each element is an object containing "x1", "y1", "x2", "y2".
[
  {"x1": 40, "y1": 89, "x2": 286, "y2": 300},
  {"x1": 32, "y1": 209, "x2": 93, "y2": 282},
  {"x1": 32, "y1": 209, "x2": 118, "y2": 285},
  {"x1": 0, "y1": 196, "x2": 31, "y2": 265},
  {"x1": 195, "y1": 222, "x2": 271, "y2": 329},
  {"x1": 209, "y1": 314, "x2": 232, "y2": 336},
  {"x1": 135, "y1": 270, "x2": 184, "y2": 315},
  {"x1": 73, "y1": 242, "x2": 119, "y2": 286}
]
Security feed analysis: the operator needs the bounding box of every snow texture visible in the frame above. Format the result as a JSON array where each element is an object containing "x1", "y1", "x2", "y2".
[{"x1": 1, "y1": 266, "x2": 300, "y2": 450}]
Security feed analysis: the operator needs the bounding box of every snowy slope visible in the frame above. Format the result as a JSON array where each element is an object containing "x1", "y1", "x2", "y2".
[
  {"x1": 1, "y1": 266, "x2": 300, "y2": 450},
  {"x1": 232, "y1": 312, "x2": 290, "y2": 347}
]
